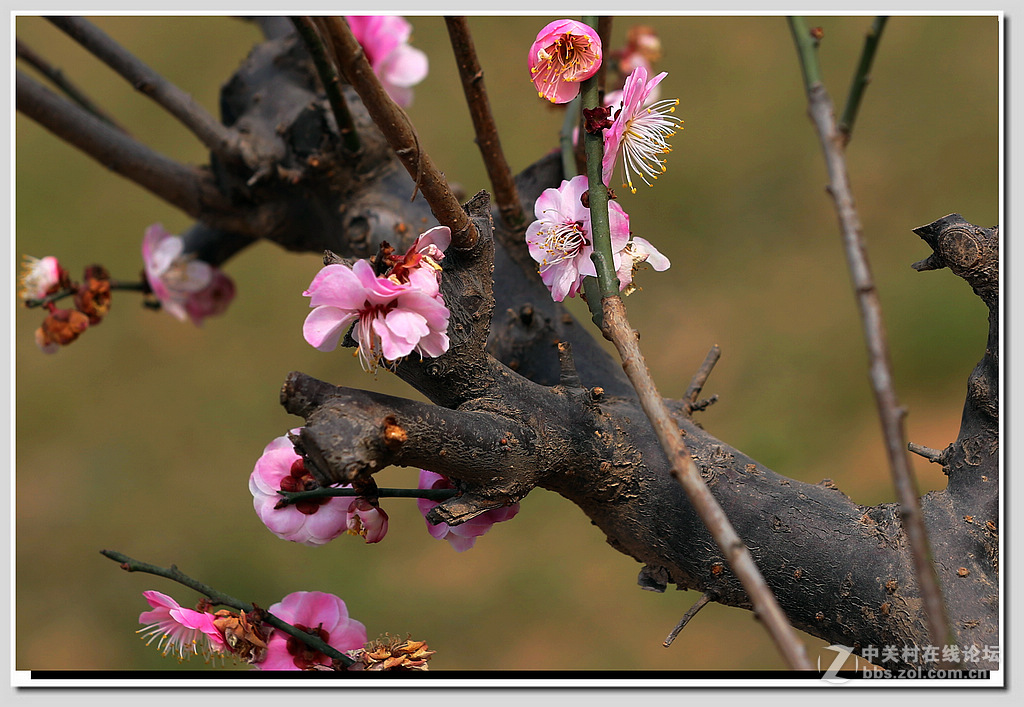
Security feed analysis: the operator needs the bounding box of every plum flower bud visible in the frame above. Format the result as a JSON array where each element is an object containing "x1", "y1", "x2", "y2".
[
  {"x1": 346, "y1": 16, "x2": 428, "y2": 107},
  {"x1": 416, "y1": 470, "x2": 520, "y2": 552},
  {"x1": 256, "y1": 591, "x2": 367, "y2": 671},
  {"x1": 602, "y1": 66, "x2": 682, "y2": 193},
  {"x1": 528, "y1": 19, "x2": 602, "y2": 103},
  {"x1": 346, "y1": 498, "x2": 389, "y2": 544},
  {"x1": 18, "y1": 255, "x2": 65, "y2": 302},
  {"x1": 137, "y1": 590, "x2": 227, "y2": 661},
  {"x1": 35, "y1": 308, "x2": 89, "y2": 353},
  {"x1": 141, "y1": 223, "x2": 235, "y2": 325},
  {"x1": 74, "y1": 265, "x2": 112, "y2": 325}
]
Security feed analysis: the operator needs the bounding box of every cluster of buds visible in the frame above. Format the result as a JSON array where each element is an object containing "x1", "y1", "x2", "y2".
[{"x1": 19, "y1": 255, "x2": 113, "y2": 353}]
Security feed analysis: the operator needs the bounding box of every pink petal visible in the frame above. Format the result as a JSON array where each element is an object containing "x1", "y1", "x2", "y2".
[{"x1": 303, "y1": 306, "x2": 357, "y2": 352}]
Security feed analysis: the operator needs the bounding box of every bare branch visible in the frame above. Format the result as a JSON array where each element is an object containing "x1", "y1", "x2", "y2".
[
  {"x1": 16, "y1": 38, "x2": 129, "y2": 133},
  {"x1": 684, "y1": 344, "x2": 722, "y2": 408},
  {"x1": 601, "y1": 297, "x2": 812, "y2": 671},
  {"x1": 290, "y1": 16, "x2": 360, "y2": 154},
  {"x1": 316, "y1": 16, "x2": 479, "y2": 250},
  {"x1": 16, "y1": 70, "x2": 247, "y2": 233},
  {"x1": 444, "y1": 17, "x2": 524, "y2": 231},
  {"x1": 788, "y1": 15, "x2": 953, "y2": 652},
  {"x1": 46, "y1": 16, "x2": 248, "y2": 163}
]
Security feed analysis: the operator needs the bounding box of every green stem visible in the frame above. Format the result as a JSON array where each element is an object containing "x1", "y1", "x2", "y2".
[
  {"x1": 23, "y1": 280, "x2": 148, "y2": 308},
  {"x1": 580, "y1": 19, "x2": 618, "y2": 301},
  {"x1": 559, "y1": 96, "x2": 581, "y2": 180},
  {"x1": 787, "y1": 17, "x2": 823, "y2": 89},
  {"x1": 101, "y1": 549, "x2": 355, "y2": 667},
  {"x1": 838, "y1": 16, "x2": 888, "y2": 144}
]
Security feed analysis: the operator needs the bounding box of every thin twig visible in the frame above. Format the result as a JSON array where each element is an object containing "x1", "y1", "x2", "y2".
[
  {"x1": 318, "y1": 17, "x2": 479, "y2": 250},
  {"x1": 579, "y1": 16, "x2": 812, "y2": 671},
  {"x1": 46, "y1": 17, "x2": 245, "y2": 162},
  {"x1": 838, "y1": 17, "x2": 888, "y2": 146},
  {"x1": 290, "y1": 16, "x2": 360, "y2": 154},
  {"x1": 100, "y1": 549, "x2": 356, "y2": 667},
  {"x1": 444, "y1": 16, "x2": 523, "y2": 230},
  {"x1": 788, "y1": 15, "x2": 953, "y2": 653},
  {"x1": 16, "y1": 39, "x2": 129, "y2": 133},
  {"x1": 17, "y1": 70, "x2": 247, "y2": 234},
  {"x1": 277, "y1": 486, "x2": 458, "y2": 507},
  {"x1": 664, "y1": 592, "x2": 713, "y2": 647},
  {"x1": 602, "y1": 297, "x2": 812, "y2": 670},
  {"x1": 684, "y1": 344, "x2": 722, "y2": 406}
]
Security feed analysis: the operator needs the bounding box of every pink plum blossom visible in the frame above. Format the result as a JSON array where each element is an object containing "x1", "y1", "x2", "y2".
[
  {"x1": 302, "y1": 226, "x2": 451, "y2": 371},
  {"x1": 602, "y1": 66, "x2": 682, "y2": 193},
  {"x1": 249, "y1": 430, "x2": 351, "y2": 546},
  {"x1": 18, "y1": 255, "x2": 64, "y2": 302},
  {"x1": 137, "y1": 590, "x2": 227, "y2": 660},
  {"x1": 529, "y1": 19, "x2": 603, "y2": 103},
  {"x1": 416, "y1": 470, "x2": 520, "y2": 552},
  {"x1": 525, "y1": 175, "x2": 630, "y2": 301},
  {"x1": 257, "y1": 591, "x2": 367, "y2": 671},
  {"x1": 346, "y1": 16, "x2": 428, "y2": 107},
  {"x1": 142, "y1": 224, "x2": 235, "y2": 325},
  {"x1": 616, "y1": 236, "x2": 671, "y2": 294}
]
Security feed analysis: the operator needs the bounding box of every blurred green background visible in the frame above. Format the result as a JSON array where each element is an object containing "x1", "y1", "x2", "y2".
[{"x1": 14, "y1": 15, "x2": 998, "y2": 672}]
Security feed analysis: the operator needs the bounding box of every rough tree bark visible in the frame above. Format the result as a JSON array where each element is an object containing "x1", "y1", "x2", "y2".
[{"x1": 17, "y1": 21, "x2": 999, "y2": 671}]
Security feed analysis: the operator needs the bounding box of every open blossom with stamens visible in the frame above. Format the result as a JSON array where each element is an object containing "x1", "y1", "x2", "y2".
[
  {"x1": 416, "y1": 470, "x2": 520, "y2": 552},
  {"x1": 345, "y1": 498, "x2": 389, "y2": 544},
  {"x1": 602, "y1": 66, "x2": 682, "y2": 193},
  {"x1": 137, "y1": 590, "x2": 227, "y2": 661},
  {"x1": 525, "y1": 175, "x2": 629, "y2": 302},
  {"x1": 302, "y1": 227, "x2": 451, "y2": 371},
  {"x1": 142, "y1": 224, "x2": 235, "y2": 326},
  {"x1": 346, "y1": 16, "x2": 428, "y2": 107},
  {"x1": 616, "y1": 236, "x2": 672, "y2": 295},
  {"x1": 528, "y1": 19, "x2": 602, "y2": 103},
  {"x1": 257, "y1": 591, "x2": 367, "y2": 671}
]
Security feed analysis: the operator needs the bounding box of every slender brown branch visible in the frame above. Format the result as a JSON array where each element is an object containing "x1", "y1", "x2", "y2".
[
  {"x1": 788, "y1": 16, "x2": 953, "y2": 652},
  {"x1": 318, "y1": 17, "x2": 479, "y2": 250},
  {"x1": 290, "y1": 16, "x2": 360, "y2": 154},
  {"x1": 444, "y1": 16, "x2": 523, "y2": 231},
  {"x1": 46, "y1": 16, "x2": 246, "y2": 162},
  {"x1": 602, "y1": 297, "x2": 812, "y2": 671},
  {"x1": 17, "y1": 70, "x2": 247, "y2": 233},
  {"x1": 663, "y1": 592, "x2": 712, "y2": 647},
  {"x1": 16, "y1": 39, "x2": 129, "y2": 133}
]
